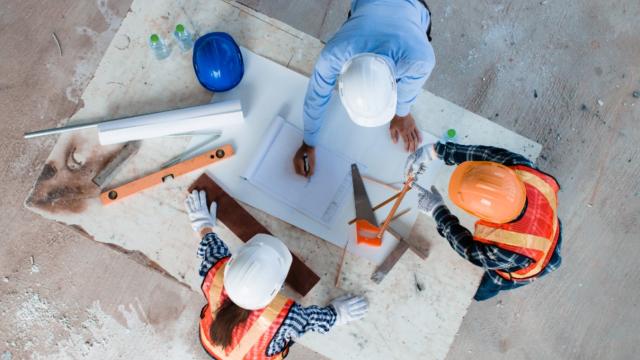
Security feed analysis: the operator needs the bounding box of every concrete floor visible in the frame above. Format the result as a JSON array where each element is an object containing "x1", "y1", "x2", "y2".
[{"x1": 1, "y1": 0, "x2": 639, "y2": 359}]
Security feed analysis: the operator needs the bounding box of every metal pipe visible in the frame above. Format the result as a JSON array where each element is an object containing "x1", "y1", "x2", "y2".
[
  {"x1": 23, "y1": 121, "x2": 101, "y2": 139},
  {"x1": 160, "y1": 132, "x2": 222, "y2": 169},
  {"x1": 24, "y1": 100, "x2": 241, "y2": 140}
]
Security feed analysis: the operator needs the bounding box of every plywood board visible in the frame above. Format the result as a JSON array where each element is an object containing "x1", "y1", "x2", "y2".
[{"x1": 24, "y1": 1, "x2": 541, "y2": 359}]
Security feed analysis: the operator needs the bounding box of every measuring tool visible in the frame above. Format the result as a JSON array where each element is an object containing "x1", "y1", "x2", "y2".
[
  {"x1": 160, "y1": 132, "x2": 222, "y2": 169},
  {"x1": 92, "y1": 141, "x2": 141, "y2": 189},
  {"x1": 376, "y1": 175, "x2": 415, "y2": 239},
  {"x1": 100, "y1": 144, "x2": 234, "y2": 205}
]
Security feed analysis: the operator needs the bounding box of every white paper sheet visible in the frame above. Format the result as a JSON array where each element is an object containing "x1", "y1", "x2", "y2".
[
  {"x1": 244, "y1": 116, "x2": 355, "y2": 226},
  {"x1": 97, "y1": 99, "x2": 243, "y2": 145}
]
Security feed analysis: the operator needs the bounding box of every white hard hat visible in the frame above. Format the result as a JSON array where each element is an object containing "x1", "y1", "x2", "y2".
[
  {"x1": 338, "y1": 53, "x2": 397, "y2": 128},
  {"x1": 223, "y1": 234, "x2": 292, "y2": 310}
]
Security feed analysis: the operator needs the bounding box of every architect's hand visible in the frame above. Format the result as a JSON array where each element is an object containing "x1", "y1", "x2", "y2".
[
  {"x1": 185, "y1": 190, "x2": 217, "y2": 234},
  {"x1": 390, "y1": 113, "x2": 422, "y2": 153},
  {"x1": 292, "y1": 142, "x2": 316, "y2": 178}
]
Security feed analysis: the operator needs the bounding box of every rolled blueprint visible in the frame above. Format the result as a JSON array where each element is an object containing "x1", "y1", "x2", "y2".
[{"x1": 97, "y1": 99, "x2": 243, "y2": 145}]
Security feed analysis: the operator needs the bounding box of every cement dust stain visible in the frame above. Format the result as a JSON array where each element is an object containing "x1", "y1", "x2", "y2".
[
  {"x1": 65, "y1": 0, "x2": 125, "y2": 104},
  {"x1": 17, "y1": 299, "x2": 196, "y2": 360}
]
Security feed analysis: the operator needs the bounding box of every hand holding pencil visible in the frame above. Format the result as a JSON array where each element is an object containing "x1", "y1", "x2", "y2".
[{"x1": 293, "y1": 142, "x2": 316, "y2": 178}]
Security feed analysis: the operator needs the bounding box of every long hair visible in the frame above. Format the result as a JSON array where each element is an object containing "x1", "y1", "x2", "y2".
[{"x1": 209, "y1": 298, "x2": 252, "y2": 348}]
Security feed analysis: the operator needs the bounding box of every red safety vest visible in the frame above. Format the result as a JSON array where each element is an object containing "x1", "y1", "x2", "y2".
[
  {"x1": 473, "y1": 165, "x2": 560, "y2": 280},
  {"x1": 199, "y1": 258, "x2": 294, "y2": 360}
]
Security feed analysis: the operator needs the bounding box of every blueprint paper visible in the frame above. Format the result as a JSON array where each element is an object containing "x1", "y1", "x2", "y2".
[{"x1": 245, "y1": 117, "x2": 355, "y2": 227}]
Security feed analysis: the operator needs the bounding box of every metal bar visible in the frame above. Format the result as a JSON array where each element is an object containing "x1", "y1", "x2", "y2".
[
  {"x1": 371, "y1": 239, "x2": 410, "y2": 284},
  {"x1": 165, "y1": 130, "x2": 222, "y2": 137},
  {"x1": 23, "y1": 121, "x2": 101, "y2": 139},
  {"x1": 161, "y1": 133, "x2": 222, "y2": 169},
  {"x1": 91, "y1": 141, "x2": 141, "y2": 188},
  {"x1": 23, "y1": 100, "x2": 238, "y2": 139}
]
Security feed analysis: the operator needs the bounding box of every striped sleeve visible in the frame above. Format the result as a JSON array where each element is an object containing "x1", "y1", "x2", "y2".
[
  {"x1": 197, "y1": 232, "x2": 231, "y2": 277},
  {"x1": 266, "y1": 303, "x2": 337, "y2": 356},
  {"x1": 435, "y1": 142, "x2": 535, "y2": 167},
  {"x1": 432, "y1": 205, "x2": 532, "y2": 271}
]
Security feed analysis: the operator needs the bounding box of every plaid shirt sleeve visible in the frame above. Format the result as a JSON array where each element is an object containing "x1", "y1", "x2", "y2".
[
  {"x1": 266, "y1": 303, "x2": 337, "y2": 356},
  {"x1": 432, "y1": 205, "x2": 532, "y2": 271},
  {"x1": 435, "y1": 142, "x2": 535, "y2": 167},
  {"x1": 197, "y1": 232, "x2": 231, "y2": 277}
]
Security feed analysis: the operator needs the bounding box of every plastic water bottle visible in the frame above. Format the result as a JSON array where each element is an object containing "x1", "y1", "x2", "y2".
[
  {"x1": 149, "y1": 34, "x2": 171, "y2": 60},
  {"x1": 442, "y1": 128, "x2": 457, "y2": 143},
  {"x1": 419, "y1": 128, "x2": 457, "y2": 186},
  {"x1": 173, "y1": 24, "x2": 194, "y2": 52}
]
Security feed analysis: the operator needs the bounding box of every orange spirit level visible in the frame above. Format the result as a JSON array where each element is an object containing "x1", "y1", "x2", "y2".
[{"x1": 100, "y1": 144, "x2": 234, "y2": 205}]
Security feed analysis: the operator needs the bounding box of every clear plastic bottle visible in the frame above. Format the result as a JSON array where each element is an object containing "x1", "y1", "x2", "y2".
[
  {"x1": 442, "y1": 128, "x2": 457, "y2": 143},
  {"x1": 173, "y1": 24, "x2": 194, "y2": 52},
  {"x1": 418, "y1": 128, "x2": 457, "y2": 186},
  {"x1": 149, "y1": 34, "x2": 171, "y2": 60}
]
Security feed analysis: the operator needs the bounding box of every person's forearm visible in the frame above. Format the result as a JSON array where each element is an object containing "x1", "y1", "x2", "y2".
[
  {"x1": 266, "y1": 303, "x2": 337, "y2": 357},
  {"x1": 197, "y1": 232, "x2": 231, "y2": 277},
  {"x1": 435, "y1": 142, "x2": 534, "y2": 167},
  {"x1": 303, "y1": 54, "x2": 340, "y2": 146},
  {"x1": 286, "y1": 304, "x2": 337, "y2": 337},
  {"x1": 433, "y1": 205, "x2": 532, "y2": 270},
  {"x1": 432, "y1": 205, "x2": 484, "y2": 267},
  {"x1": 302, "y1": 102, "x2": 326, "y2": 147},
  {"x1": 301, "y1": 305, "x2": 337, "y2": 334},
  {"x1": 199, "y1": 227, "x2": 213, "y2": 238}
]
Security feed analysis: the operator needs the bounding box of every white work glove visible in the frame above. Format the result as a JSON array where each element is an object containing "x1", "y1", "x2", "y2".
[
  {"x1": 404, "y1": 143, "x2": 438, "y2": 181},
  {"x1": 184, "y1": 190, "x2": 217, "y2": 233},
  {"x1": 330, "y1": 294, "x2": 369, "y2": 326},
  {"x1": 414, "y1": 184, "x2": 445, "y2": 217}
]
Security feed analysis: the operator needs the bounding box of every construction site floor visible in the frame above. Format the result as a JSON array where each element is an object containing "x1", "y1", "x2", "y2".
[{"x1": 1, "y1": 0, "x2": 639, "y2": 359}]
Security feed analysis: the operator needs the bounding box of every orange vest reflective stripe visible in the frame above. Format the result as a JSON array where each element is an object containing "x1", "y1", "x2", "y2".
[
  {"x1": 199, "y1": 258, "x2": 294, "y2": 360},
  {"x1": 473, "y1": 165, "x2": 560, "y2": 280}
]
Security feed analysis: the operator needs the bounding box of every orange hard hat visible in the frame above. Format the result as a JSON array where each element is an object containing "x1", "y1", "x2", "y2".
[{"x1": 448, "y1": 161, "x2": 526, "y2": 223}]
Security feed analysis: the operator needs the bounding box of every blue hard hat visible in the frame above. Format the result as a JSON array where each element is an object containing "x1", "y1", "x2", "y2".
[{"x1": 193, "y1": 32, "x2": 244, "y2": 92}]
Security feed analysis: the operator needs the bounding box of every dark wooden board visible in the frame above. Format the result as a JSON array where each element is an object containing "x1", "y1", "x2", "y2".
[{"x1": 189, "y1": 174, "x2": 320, "y2": 296}]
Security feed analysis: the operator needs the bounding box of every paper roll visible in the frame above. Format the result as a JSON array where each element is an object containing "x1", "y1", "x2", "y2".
[{"x1": 97, "y1": 100, "x2": 243, "y2": 145}]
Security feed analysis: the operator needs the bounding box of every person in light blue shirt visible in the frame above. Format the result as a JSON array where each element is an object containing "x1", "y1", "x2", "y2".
[{"x1": 293, "y1": 0, "x2": 435, "y2": 177}]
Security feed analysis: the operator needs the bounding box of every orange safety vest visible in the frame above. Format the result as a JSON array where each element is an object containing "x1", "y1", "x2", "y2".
[
  {"x1": 199, "y1": 258, "x2": 294, "y2": 360},
  {"x1": 473, "y1": 165, "x2": 560, "y2": 281}
]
